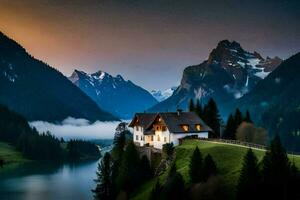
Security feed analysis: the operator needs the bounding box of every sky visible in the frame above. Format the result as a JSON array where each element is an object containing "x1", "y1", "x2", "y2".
[{"x1": 0, "y1": 0, "x2": 299, "y2": 90}]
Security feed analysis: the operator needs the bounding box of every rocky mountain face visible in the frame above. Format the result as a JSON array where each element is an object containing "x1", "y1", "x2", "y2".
[
  {"x1": 149, "y1": 40, "x2": 282, "y2": 114},
  {"x1": 237, "y1": 52, "x2": 300, "y2": 148},
  {"x1": 0, "y1": 32, "x2": 118, "y2": 122},
  {"x1": 150, "y1": 87, "x2": 177, "y2": 102},
  {"x1": 69, "y1": 70, "x2": 158, "y2": 119}
]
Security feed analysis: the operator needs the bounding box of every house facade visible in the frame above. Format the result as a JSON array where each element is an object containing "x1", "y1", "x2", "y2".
[{"x1": 129, "y1": 111, "x2": 212, "y2": 149}]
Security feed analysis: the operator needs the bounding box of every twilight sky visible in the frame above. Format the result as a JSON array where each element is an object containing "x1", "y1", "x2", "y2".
[{"x1": 0, "y1": 0, "x2": 299, "y2": 90}]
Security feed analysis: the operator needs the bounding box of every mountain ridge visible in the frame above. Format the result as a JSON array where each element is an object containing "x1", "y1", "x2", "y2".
[
  {"x1": 69, "y1": 69, "x2": 158, "y2": 119},
  {"x1": 148, "y1": 40, "x2": 282, "y2": 115},
  {"x1": 0, "y1": 31, "x2": 118, "y2": 122}
]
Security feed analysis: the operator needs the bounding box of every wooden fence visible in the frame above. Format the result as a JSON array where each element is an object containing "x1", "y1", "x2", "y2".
[{"x1": 182, "y1": 138, "x2": 300, "y2": 156}]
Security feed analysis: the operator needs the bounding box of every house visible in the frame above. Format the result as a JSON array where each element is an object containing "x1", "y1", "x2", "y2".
[{"x1": 129, "y1": 110, "x2": 213, "y2": 149}]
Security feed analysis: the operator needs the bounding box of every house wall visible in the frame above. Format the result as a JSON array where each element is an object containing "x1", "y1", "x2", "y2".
[
  {"x1": 133, "y1": 125, "x2": 209, "y2": 149},
  {"x1": 152, "y1": 129, "x2": 171, "y2": 149},
  {"x1": 133, "y1": 126, "x2": 145, "y2": 147}
]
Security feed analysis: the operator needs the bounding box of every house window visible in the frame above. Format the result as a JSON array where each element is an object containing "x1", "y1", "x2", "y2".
[
  {"x1": 141, "y1": 136, "x2": 143, "y2": 141},
  {"x1": 151, "y1": 136, "x2": 153, "y2": 141},
  {"x1": 164, "y1": 137, "x2": 167, "y2": 142},
  {"x1": 136, "y1": 135, "x2": 138, "y2": 140},
  {"x1": 155, "y1": 126, "x2": 161, "y2": 131},
  {"x1": 157, "y1": 135, "x2": 160, "y2": 141},
  {"x1": 181, "y1": 125, "x2": 189, "y2": 132},
  {"x1": 136, "y1": 126, "x2": 139, "y2": 131},
  {"x1": 162, "y1": 126, "x2": 167, "y2": 132},
  {"x1": 195, "y1": 124, "x2": 201, "y2": 131}
]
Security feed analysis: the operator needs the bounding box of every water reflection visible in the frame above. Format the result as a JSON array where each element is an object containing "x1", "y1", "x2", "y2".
[{"x1": 0, "y1": 160, "x2": 100, "y2": 200}]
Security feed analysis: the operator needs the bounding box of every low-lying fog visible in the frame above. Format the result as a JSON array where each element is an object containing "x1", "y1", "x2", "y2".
[{"x1": 30, "y1": 117, "x2": 123, "y2": 140}]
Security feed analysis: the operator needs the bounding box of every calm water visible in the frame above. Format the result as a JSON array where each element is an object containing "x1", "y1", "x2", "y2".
[{"x1": 0, "y1": 159, "x2": 100, "y2": 200}]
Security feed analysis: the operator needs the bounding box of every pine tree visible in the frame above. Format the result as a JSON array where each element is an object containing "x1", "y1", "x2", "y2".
[
  {"x1": 288, "y1": 162, "x2": 300, "y2": 200},
  {"x1": 243, "y1": 110, "x2": 253, "y2": 123},
  {"x1": 236, "y1": 149, "x2": 260, "y2": 200},
  {"x1": 223, "y1": 114, "x2": 236, "y2": 139},
  {"x1": 261, "y1": 134, "x2": 291, "y2": 199},
  {"x1": 189, "y1": 98, "x2": 195, "y2": 112},
  {"x1": 203, "y1": 98, "x2": 221, "y2": 137},
  {"x1": 140, "y1": 155, "x2": 152, "y2": 182},
  {"x1": 195, "y1": 99, "x2": 203, "y2": 118},
  {"x1": 116, "y1": 141, "x2": 141, "y2": 193},
  {"x1": 203, "y1": 154, "x2": 217, "y2": 181},
  {"x1": 163, "y1": 162, "x2": 185, "y2": 200},
  {"x1": 234, "y1": 108, "x2": 243, "y2": 130},
  {"x1": 93, "y1": 152, "x2": 113, "y2": 200},
  {"x1": 189, "y1": 146, "x2": 203, "y2": 183},
  {"x1": 149, "y1": 180, "x2": 162, "y2": 200}
]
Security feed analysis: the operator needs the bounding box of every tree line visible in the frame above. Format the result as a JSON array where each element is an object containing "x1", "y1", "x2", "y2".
[
  {"x1": 236, "y1": 135, "x2": 300, "y2": 200},
  {"x1": 93, "y1": 130, "x2": 153, "y2": 199},
  {"x1": 0, "y1": 104, "x2": 100, "y2": 164},
  {"x1": 149, "y1": 146, "x2": 221, "y2": 200},
  {"x1": 189, "y1": 98, "x2": 267, "y2": 144}
]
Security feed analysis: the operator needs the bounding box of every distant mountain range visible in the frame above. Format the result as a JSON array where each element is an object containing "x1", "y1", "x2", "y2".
[
  {"x1": 0, "y1": 32, "x2": 118, "y2": 122},
  {"x1": 69, "y1": 70, "x2": 157, "y2": 119},
  {"x1": 149, "y1": 40, "x2": 282, "y2": 115},
  {"x1": 150, "y1": 87, "x2": 177, "y2": 102}
]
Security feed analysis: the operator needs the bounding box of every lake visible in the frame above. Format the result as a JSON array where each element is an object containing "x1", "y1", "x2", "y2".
[
  {"x1": 0, "y1": 144, "x2": 113, "y2": 200},
  {"x1": 0, "y1": 159, "x2": 100, "y2": 200}
]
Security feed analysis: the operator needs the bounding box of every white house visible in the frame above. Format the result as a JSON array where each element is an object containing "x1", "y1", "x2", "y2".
[{"x1": 129, "y1": 110, "x2": 213, "y2": 149}]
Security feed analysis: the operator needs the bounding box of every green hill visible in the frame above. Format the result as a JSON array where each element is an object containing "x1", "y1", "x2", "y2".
[
  {"x1": 131, "y1": 139, "x2": 300, "y2": 199},
  {"x1": 0, "y1": 142, "x2": 30, "y2": 174}
]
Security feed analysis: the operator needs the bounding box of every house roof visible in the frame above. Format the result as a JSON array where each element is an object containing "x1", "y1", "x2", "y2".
[
  {"x1": 128, "y1": 113, "x2": 157, "y2": 129},
  {"x1": 129, "y1": 111, "x2": 213, "y2": 134}
]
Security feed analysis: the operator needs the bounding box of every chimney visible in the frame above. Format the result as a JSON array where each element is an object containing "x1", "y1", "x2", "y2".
[{"x1": 177, "y1": 108, "x2": 183, "y2": 116}]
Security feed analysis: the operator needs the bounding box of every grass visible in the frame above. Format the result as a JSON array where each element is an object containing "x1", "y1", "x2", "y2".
[
  {"x1": 0, "y1": 142, "x2": 30, "y2": 174},
  {"x1": 131, "y1": 139, "x2": 300, "y2": 200}
]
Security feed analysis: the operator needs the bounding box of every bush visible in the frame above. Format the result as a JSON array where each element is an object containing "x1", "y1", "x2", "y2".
[{"x1": 236, "y1": 122, "x2": 267, "y2": 145}]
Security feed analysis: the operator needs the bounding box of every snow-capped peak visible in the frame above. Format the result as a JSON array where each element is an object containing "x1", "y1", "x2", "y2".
[{"x1": 151, "y1": 87, "x2": 177, "y2": 102}]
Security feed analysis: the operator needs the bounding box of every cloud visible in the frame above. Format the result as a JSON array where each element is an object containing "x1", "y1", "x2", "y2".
[{"x1": 30, "y1": 117, "x2": 122, "y2": 140}]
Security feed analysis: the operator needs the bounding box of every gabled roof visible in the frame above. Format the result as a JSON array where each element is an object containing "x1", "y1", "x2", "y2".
[
  {"x1": 128, "y1": 113, "x2": 157, "y2": 129},
  {"x1": 129, "y1": 111, "x2": 213, "y2": 134}
]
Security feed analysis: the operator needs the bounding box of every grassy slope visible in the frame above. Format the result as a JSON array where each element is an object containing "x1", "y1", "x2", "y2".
[
  {"x1": 131, "y1": 139, "x2": 300, "y2": 200},
  {"x1": 0, "y1": 142, "x2": 30, "y2": 174}
]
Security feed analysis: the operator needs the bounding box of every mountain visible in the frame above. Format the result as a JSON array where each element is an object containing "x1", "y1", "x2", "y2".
[
  {"x1": 0, "y1": 32, "x2": 118, "y2": 122},
  {"x1": 150, "y1": 87, "x2": 177, "y2": 102},
  {"x1": 149, "y1": 40, "x2": 282, "y2": 114},
  {"x1": 69, "y1": 70, "x2": 158, "y2": 119},
  {"x1": 236, "y1": 52, "x2": 300, "y2": 149}
]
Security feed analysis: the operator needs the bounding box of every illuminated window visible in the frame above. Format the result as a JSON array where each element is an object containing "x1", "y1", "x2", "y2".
[
  {"x1": 181, "y1": 125, "x2": 189, "y2": 132},
  {"x1": 158, "y1": 117, "x2": 162, "y2": 122},
  {"x1": 195, "y1": 124, "x2": 201, "y2": 131}
]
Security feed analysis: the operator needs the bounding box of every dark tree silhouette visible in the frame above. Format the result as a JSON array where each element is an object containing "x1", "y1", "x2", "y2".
[
  {"x1": 93, "y1": 152, "x2": 113, "y2": 200},
  {"x1": 236, "y1": 149, "x2": 260, "y2": 200},
  {"x1": 195, "y1": 99, "x2": 203, "y2": 118},
  {"x1": 189, "y1": 98, "x2": 195, "y2": 112},
  {"x1": 243, "y1": 110, "x2": 253, "y2": 123},
  {"x1": 189, "y1": 146, "x2": 203, "y2": 183},
  {"x1": 203, "y1": 98, "x2": 221, "y2": 137},
  {"x1": 203, "y1": 154, "x2": 217, "y2": 181},
  {"x1": 223, "y1": 114, "x2": 236, "y2": 139},
  {"x1": 261, "y1": 134, "x2": 291, "y2": 199}
]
